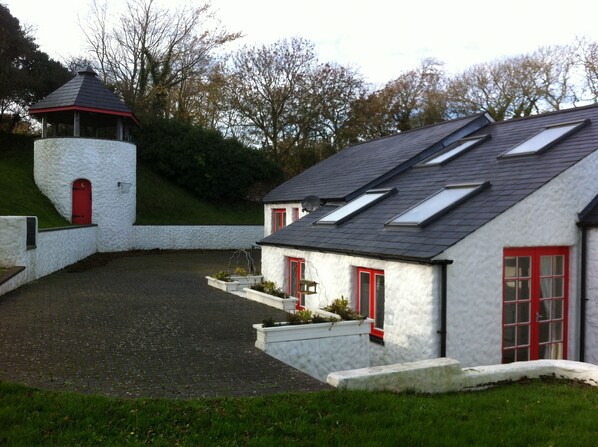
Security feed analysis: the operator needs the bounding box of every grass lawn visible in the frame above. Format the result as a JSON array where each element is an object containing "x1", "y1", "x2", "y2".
[
  {"x1": 136, "y1": 164, "x2": 263, "y2": 225},
  {"x1": 0, "y1": 135, "x2": 69, "y2": 228},
  {"x1": 1, "y1": 379, "x2": 597, "y2": 446}
]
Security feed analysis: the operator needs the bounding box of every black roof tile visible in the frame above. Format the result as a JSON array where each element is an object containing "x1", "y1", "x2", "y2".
[
  {"x1": 261, "y1": 105, "x2": 598, "y2": 261},
  {"x1": 264, "y1": 114, "x2": 491, "y2": 203},
  {"x1": 29, "y1": 67, "x2": 136, "y2": 119}
]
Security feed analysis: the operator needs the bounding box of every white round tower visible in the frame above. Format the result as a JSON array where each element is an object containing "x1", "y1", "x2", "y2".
[{"x1": 29, "y1": 67, "x2": 139, "y2": 252}]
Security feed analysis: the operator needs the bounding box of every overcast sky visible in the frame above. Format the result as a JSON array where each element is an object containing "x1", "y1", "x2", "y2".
[{"x1": 5, "y1": 0, "x2": 598, "y2": 86}]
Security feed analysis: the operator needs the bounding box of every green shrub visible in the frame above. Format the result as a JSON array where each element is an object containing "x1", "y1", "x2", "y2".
[
  {"x1": 213, "y1": 271, "x2": 231, "y2": 282},
  {"x1": 324, "y1": 297, "x2": 364, "y2": 320},
  {"x1": 251, "y1": 280, "x2": 288, "y2": 298}
]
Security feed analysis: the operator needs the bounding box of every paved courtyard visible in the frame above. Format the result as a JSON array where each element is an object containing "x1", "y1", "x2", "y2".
[{"x1": 0, "y1": 250, "x2": 329, "y2": 398}]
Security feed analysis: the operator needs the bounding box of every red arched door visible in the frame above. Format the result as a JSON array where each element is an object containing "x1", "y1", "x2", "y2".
[{"x1": 72, "y1": 179, "x2": 92, "y2": 224}]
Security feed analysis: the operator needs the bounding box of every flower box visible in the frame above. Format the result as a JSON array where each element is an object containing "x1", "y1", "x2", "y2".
[
  {"x1": 230, "y1": 275, "x2": 263, "y2": 288},
  {"x1": 243, "y1": 287, "x2": 298, "y2": 311},
  {"x1": 206, "y1": 276, "x2": 241, "y2": 292},
  {"x1": 253, "y1": 317, "x2": 374, "y2": 348}
]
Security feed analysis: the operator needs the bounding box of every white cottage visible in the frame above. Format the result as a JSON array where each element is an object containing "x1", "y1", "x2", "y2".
[{"x1": 259, "y1": 104, "x2": 598, "y2": 368}]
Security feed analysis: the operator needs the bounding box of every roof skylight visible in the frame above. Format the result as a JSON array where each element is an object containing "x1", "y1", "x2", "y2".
[
  {"x1": 317, "y1": 189, "x2": 395, "y2": 225},
  {"x1": 423, "y1": 136, "x2": 487, "y2": 166},
  {"x1": 501, "y1": 120, "x2": 588, "y2": 157},
  {"x1": 388, "y1": 182, "x2": 489, "y2": 227}
]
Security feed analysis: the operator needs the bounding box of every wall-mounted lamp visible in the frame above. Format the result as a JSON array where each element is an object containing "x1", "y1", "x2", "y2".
[
  {"x1": 117, "y1": 182, "x2": 132, "y2": 193},
  {"x1": 299, "y1": 279, "x2": 318, "y2": 295}
]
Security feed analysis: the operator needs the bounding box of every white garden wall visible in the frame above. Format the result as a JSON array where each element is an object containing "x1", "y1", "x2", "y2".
[
  {"x1": 34, "y1": 138, "x2": 136, "y2": 252},
  {"x1": 0, "y1": 216, "x2": 97, "y2": 295},
  {"x1": 261, "y1": 246, "x2": 440, "y2": 366},
  {"x1": 437, "y1": 148, "x2": 598, "y2": 367},
  {"x1": 132, "y1": 225, "x2": 263, "y2": 250}
]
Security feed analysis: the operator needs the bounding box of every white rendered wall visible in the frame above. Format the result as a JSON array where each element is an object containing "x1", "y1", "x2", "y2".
[
  {"x1": 34, "y1": 138, "x2": 136, "y2": 252},
  {"x1": 437, "y1": 149, "x2": 598, "y2": 367},
  {"x1": 263, "y1": 203, "x2": 306, "y2": 236},
  {"x1": 261, "y1": 334, "x2": 371, "y2": 382},
  {"x1": 261, "y1": 246, "x2": 440, "y2": 365},
  {"x1": 585, "y1": 229, "x2": 598, "y2": 364},
  {"x1": 132, "y1": 225, "x2": 263, "y2": 250},
  {"x1": 0, "y1": 216, "x2": 98, "y2": 295}
]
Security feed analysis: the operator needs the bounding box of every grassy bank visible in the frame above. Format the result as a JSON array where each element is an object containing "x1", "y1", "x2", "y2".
[
  {"x1": 0, "y1": 133, "x2": 263, "y2": 227},
  {"x1": 1, "y1": 379, "x2": 597, "y2": 446}
]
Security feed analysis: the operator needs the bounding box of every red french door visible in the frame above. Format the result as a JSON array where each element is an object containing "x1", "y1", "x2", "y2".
[
  {"x1": 502, "y1": 247, "x2": 568, "y2": 363},
  {"x1": 288, "y1": 257, "x2": 305, "y2": 310},
  {"x1": 72, "y1": 179, "x2": 92, "y2": 225}
]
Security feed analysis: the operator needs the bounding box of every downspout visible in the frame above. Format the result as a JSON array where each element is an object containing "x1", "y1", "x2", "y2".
[
  {"x1": 579, "y1": 225, "x2": 587, "y2": 362},
  {"x1": 435, "y1": 261, "x2": 452, "y2": 357}
]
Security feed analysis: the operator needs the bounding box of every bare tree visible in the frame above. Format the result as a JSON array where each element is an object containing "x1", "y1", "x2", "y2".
[{"x1": 82, "y1": 0, "x2": 240, "y2": 118}]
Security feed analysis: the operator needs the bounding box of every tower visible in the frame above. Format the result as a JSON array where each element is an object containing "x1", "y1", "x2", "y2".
[{"x1": 29, "y1": 67, "x2": 139, "y2": 252}]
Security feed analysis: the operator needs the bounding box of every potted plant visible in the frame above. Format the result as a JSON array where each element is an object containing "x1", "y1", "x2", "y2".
[
  {"x1": 229, "y1": 267, "x2": 263, "y2": 288},
  {"x1": 206, "y1": 270, "x2": 242, "y2": 292}
]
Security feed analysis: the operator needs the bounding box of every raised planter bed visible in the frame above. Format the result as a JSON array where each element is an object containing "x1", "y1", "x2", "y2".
[
  {"x1": 253, "y1": 317, "x2": 374, "y2": 348},
  {"x1": 206, "y1": 275, "x2": 263, "y2": 293},
  {"x1": 230, "y1": 275, "x2": 262, "y2": 287},
  {"x1": 243, "y1": 287, "x2": 298, "y2": 311},
  {"x1": 206, "y1": 276, "x2": 241, "y2": 292}
]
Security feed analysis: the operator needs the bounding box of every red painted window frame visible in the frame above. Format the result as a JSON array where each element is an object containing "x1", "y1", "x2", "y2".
[
  {"x1": 292, "y1": 207, "x2": 299, "y2": 222},
  {"x1": 272, "y1": 208, "x2": 286, "y2": 233},
  {"x1": 502, "y1": 246, "x2": 569, "y2": 363},
  {"x1": 288, "y1": 257, "x2": 305, "y2": 310},
  {"x1": 357, "y1": 267, "x2": 385, "y2": 339}
]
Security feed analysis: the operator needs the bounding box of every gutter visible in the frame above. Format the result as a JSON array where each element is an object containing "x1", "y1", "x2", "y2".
[
  {"x1": 438, "y1": 262, "x2": 449, "y2": 357},
  {"x1": 257, "y1": 241, "x2": 452, "y2": 266}
]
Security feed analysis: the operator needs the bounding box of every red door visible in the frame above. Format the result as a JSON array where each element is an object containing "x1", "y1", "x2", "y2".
[
  {"x1": 502, "y1": 247, "x2": 569, "y2": 363},
  {"x1": 72, "y1": 179, "x2": 92, "y2": 224}
]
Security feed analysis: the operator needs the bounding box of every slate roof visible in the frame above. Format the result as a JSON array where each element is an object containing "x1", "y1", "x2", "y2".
[
  {"x1": 263, "y1": 113, "x2": 492, "y2": 203},
  {"x1": 261, "y1": 104, "x2": 598, "y2": 262},
  {"x1": 29, "y1": 67, "x2": 138, "y2": 123}
]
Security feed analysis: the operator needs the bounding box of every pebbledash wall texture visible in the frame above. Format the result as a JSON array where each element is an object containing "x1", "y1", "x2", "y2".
[
  {"x1": 34, "y1": 138, "x2": 136, "y2": 252},
  {"x1": 263, "y1": 203, "x2": 307, "y2": 236},
  {"x1": 585, "y1": 228, "x2": 598, "y2": 364},
  {"x1": 260, "y1": 247, "x2": 441, "y2": 366}
]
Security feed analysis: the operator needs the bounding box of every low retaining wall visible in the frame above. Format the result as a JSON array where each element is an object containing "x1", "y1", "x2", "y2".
[
  {"x1": 132, "y1": 225, "x2": 263, "y2": 250},
  {"x1": 254, "y1": 318, "x2": 374, "y2": 382},
  {"x1": 0, "y1": 217, "x2": 98, "y2": 295},
  {"x1": 327, "y1": 358, "x2": 598, "y2": 393}
]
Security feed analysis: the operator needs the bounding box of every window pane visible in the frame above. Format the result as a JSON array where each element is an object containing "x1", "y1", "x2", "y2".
[
  {"x1": 552, "y1": 300, "x2": 563, "y2": 319},
  {"x1": 319, "y1": 192, "x2": 386, "y2": 223},
  {"x1": 553, "y1": 256, "x2": 564, "y2": 275},
  {"x1": 504, "y1": 303, "x2": 516, "y2": 324},
  {"x1": 552, "y1": 278, "x2": 563, "y2": 298},
  {"x1": 539, "y1": 323, "x2": 550, "y2": 343},
  {"x1": 517, "y1": 325, "x2": 529, "y2": 346},
  {"x1": 505, "y1": 123, "x2": 580, "y2": 156},
  {"x1": 375, "y1": 275, "x2": 385, "y2": 330},
  {"x1": 505, "y1": 257, "x2": 517, "y2": 278},
  {"x1": 518, "y1": 257, "x2": 531, "y2": 277},
  {"x1": 539, "y1": 300, "x2": 551, "y2": 321},
  {"x1": 505, "y1": 281, "x2": 516, "y2": 301},
  {"x1": 290, "y1": 262, "x2": 298, "y2": 298},
  {"x1": 518, "y1": 280, "x2": 530, "y2": 300},
  {"x1": 540, "y1": 278, "x2": 551, "y2": 298},
  {"x1": 391, "y1": 186, "x2": 478, "y2": 225},
  {"x1": 517, "y1": 302, "x2": 530, "y2": 323},
  {"x1": 540, "y1": 256, "x2": 551, "y2": 276},
  {"x1": 503, "y1": 326, "x2": 516, "y2": 348},
  {"x1": 359, "y1": 272, "x2": 370, "y2": 317},
  {"x1": 552, "y1": 321, "x2": 563, "y2": 341},
  {"x1": 540, "y1": 343, "x2": 563, "y2": 360},
  {"x1": 424, "y1": 138, "x2": 482, "y2": 165}
]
